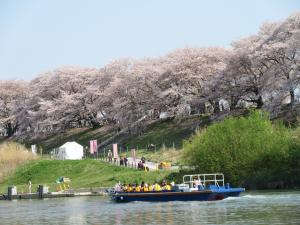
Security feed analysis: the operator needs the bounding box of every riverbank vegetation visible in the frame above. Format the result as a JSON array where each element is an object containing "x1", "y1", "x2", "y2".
[
  {"x1": 0, "y1": 142, "x2": 36, "y2": 183},
  {"x1": 183, "y1": 111, "x2": 300, "y2": 189},
  {"x1": 0, "y1": 160, "x2": 172, "y2": 193}
]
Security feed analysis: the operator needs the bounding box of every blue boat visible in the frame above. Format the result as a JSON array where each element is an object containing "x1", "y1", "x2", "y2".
[{"x1": 111, "y1": 173, "x2": 245, "y2": 202}]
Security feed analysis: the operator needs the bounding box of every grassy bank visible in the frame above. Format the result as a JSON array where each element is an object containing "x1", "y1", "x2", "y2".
[{"x1": 0, "y1": 159, "x2": 174, "y2": 193}]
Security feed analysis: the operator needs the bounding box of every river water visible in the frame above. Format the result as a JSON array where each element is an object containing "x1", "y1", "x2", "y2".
[{"x1": 0, "y1": 191, "x2": 299, "y2": 225}]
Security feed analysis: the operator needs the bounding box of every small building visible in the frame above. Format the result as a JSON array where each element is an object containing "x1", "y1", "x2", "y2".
[{"x1": 57, "y1": 141, "x2": 84, "y2": 160}]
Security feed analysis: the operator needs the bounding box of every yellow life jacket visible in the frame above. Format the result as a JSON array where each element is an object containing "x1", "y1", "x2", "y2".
[
  {"x1": 135, "y1": 186, "x2": 141, "y2": 192},
  {"x1": 165, "y1": 184, "x2": 171, "y2": 190},
  {"x1": 148, "y1": 185, "x2": 153, "y2": 191},
  {"x1": 123, "y1": 185, "x2": 128, "y2": 192},
  {"x1": 128, "y1": 186, "x2": 133, "y2": 192},
  {"x1": 144, "y1": 186, "x2": 149, "y2": 192},
  {"x1": 154, "y1": 183, "x2": 161, "y2": 191}
]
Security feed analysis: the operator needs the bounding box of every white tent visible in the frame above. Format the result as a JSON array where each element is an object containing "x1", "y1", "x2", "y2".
[{"x1": 57, "y1": 141, "x2": 84, "y2": 160}]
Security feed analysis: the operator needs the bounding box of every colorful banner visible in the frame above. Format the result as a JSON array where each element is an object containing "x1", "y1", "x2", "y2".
[
  {"x1": 113, "y1": 143, "x2": 118, "y2": 158},
  {"x1": 90, "y1": 140, "x2": 97, "y2": 154},
  {"x1": 131, "y1": 149, "x2": 136, "y2": 162},
  {"x1": 31, "y1": 145, "x2": 37, "y2": 155}
]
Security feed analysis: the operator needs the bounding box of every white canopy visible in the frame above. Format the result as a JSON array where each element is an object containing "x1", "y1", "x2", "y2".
[{"x1": 57, "y1": 141, "x2": 83, "y2": 160}]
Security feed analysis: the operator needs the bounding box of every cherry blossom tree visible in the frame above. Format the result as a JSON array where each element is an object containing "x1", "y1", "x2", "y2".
[{"x1": 0, "y1": 80, "x2": 28, "y2": 136}]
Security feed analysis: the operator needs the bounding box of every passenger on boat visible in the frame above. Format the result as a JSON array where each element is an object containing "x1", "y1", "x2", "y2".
[
  {"x1": 128, "y1": 184, "x2": 133, "y2": 192},
  {"x1": 132, "y1": 184, "x2": 136, "y2": 192},
  {"x1": 148, "y1": 184, "x2": 154, "y2": 191},
  {"x1": 140, "y1": 181, "x2": 145, "y2": 192},
  {"x1": 161, "y1": 180, "x2": 172, "y2": 191},
  {"x1": 122, "y1": 183, "x2": 128, "y2": 192},
  {"x1": 144, "y1": 183, "x2": 149, "y2": 192},
  {"x1": 136, "y1": 184, "x2": 141, "y2": 192},
  {"x1": 165, "y1": 184, "x2": 171, "y2": 190},
  {"x1": 114, "y1": 182, "x2": 121, "y2": 192},
  {"x1": 154, "y1": 183, "x2": 161, "y2": 191},
  {"x1": 193, "y1": 178, "x2": 200, "y2": 188}
]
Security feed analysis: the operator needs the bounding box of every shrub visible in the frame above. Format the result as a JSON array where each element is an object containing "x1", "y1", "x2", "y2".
[{"x1": 183, "y1": 110, "x2": 296, "y2": 187}]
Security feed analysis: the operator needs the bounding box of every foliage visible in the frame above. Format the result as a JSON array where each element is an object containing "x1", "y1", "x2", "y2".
[{"x1": 183, "y1": 110, "x2": 300, "y2": 188}]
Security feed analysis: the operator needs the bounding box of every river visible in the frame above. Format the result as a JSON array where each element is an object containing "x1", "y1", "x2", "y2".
[{"x1": 0, "y1": 191, "x2": 299, "y2": 225}]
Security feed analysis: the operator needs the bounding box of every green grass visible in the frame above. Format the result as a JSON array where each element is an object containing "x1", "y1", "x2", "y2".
[{"x1": 0, "y1": 159, "x2": 174, "y2": 193}]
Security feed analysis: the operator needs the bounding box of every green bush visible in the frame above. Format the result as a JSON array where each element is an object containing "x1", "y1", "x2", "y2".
[{"x1": 183, "y1": 110, "x2": 299, "y2": 188}]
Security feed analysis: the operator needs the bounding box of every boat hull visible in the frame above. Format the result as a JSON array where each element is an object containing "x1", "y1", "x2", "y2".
[{"x1": 111, "y1": 189, "x2": 244, "y2": 202}]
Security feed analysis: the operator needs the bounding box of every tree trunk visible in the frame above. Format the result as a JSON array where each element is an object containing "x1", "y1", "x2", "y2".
[
  {"x1": 6, "y1": 122, "x2": 13, "y2": 137},
  {"x1": 256, "y1": 96, "x2": 264, "y2": 109},
  {"x1": 213, "y1": 100, "x2": 220, "y2": 113},
  {"x1": 290, "y1": 88, "x2": 295, "y2": 106},
  {"x1": 230, "y1": 96, "x2": 239, "y2": 110}
]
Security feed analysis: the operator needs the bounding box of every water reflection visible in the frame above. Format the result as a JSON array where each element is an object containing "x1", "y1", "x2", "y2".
[{"x1": 0, "y1": 191, "x2": 300, "y2": 225}]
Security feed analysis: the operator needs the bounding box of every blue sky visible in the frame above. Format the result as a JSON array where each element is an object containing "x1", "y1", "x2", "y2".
[{"x1": 0, "y1": 0, "x2": 299, "y2": 80}]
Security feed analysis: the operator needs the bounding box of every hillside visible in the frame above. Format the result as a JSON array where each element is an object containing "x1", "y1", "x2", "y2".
[
  {"x1": 0, "y1": 159, "x2": 173, "y2": 193},
  {"x1": 26, "y1": 114, "x2": 213, "y2": 154},
  {"x1": 25, "y1": 125, "x2": 116, "y2": 153}
]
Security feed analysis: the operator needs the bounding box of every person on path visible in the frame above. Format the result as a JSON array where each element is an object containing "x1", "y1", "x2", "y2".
[
  {"x1": 124, "y1": 157, "x2": 128, "y2": 167},
  {"x1": 107, "y1": 150, "x2": 113, "y2": 163}
]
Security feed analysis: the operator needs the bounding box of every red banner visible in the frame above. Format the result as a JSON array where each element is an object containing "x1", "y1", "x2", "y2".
[
  {"x1": 113, "y1": 143, "x2": 118, "y2": 158},
  {"x1": 131, "y1": 149, "x2": 136, "y2": 162},
  {"x1": 90, "y1": 140, "x2": 97, "y2": 154}
]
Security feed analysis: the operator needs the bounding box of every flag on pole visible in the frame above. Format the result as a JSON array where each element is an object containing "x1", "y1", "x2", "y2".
[
  {"x1": 131, "y1": 149, "x2": 136, "y2": 162},
  {"x1": 31, "y1": 145, "x2": 37, "y2": 155},
  {"x1": 113, "y1": 143, "x2": 118, "y2": 158},
  {"x1": 90, "y1": 140, "x2": 97, "y2": 154}
]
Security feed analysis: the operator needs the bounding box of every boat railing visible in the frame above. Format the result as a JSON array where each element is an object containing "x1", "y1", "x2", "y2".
[{"x1": 182, "y1": 173, "x2": 225, "y2": 189}]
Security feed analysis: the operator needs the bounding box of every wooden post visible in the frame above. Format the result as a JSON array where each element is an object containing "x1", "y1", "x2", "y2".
[
  {"x1": 7, "y1": 187, "x2": 13, "y2": 200},
  {"x1": 38, "y1": 185, "x2": 44, "y2": 199}
]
